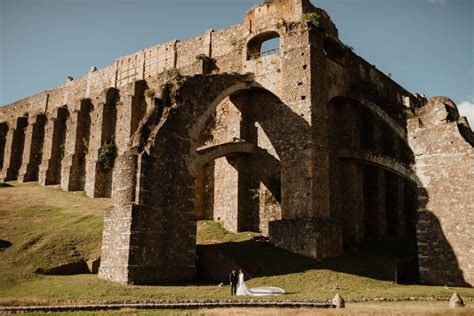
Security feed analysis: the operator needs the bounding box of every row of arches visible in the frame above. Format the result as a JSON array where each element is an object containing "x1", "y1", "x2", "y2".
[{"x1": 0, "y1": 90, "x2": 120, "y2": 198}]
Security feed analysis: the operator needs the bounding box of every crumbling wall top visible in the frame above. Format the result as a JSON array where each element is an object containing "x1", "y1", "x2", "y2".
[{"x1": 243, "y1": 0, "x2": 338, "y2": 37}]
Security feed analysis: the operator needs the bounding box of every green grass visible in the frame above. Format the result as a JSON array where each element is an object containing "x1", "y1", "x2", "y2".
[
  {"x1": 196, "y1": 220, "x2": 260, "y2": 244},
  {"x1": 0, "y1": 182, "x2": 473, "y2": 307}
]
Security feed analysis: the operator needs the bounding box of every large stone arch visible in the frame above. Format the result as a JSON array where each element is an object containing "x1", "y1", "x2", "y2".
[{"x1": 99, "y1": 74, "x2": 272, "y2": 284}]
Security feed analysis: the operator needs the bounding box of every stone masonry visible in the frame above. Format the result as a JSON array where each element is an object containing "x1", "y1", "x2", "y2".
[{"x1": 0, "y1": 0, "x2": 472, "y2": 286}]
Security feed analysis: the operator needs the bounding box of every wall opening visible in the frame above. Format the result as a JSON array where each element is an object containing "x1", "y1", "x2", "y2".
[
  {"x1": 49, "y1": 107, "x2": 70, "y2": 185},
  {"x1": 6, "y1": 116, "x2": 28, "y2": 180},
  {"x1": 27, "y1": 114, "x2": 47, "y2": 181},
  {"x1": 194, "y1": 89, "x2": 282, "y2": 237},
  {"x1": 76, "y1": 100, "x2": 93, "y2": 190},
  {"x1": 0, "y1": 123, "x2": 8, "y2": 169},
  {"x1": 247, "y1": 31, "x2": 280, "y2": 60},
  {"x1": 97, "y1": 90, "x2": 118, "y2": 197}
]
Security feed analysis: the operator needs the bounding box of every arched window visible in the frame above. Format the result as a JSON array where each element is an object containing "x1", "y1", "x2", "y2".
[{"x1": 247, "y1": 31, "x2": 280, "y2": 60}]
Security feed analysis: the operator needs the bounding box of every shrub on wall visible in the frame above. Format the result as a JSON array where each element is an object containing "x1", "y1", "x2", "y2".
[
  {"x1": 97, "y1": 141, "x2": 116, "y2": 170},
  {"x1": 301, "y1": 12, "x2": 321, "y2": 28},
  {"x1": 145, "y1": 88, "x2": 156, "y2": 98},
  {"x1": 166, "y1": 68, "x2": 182, "y2": 80}
]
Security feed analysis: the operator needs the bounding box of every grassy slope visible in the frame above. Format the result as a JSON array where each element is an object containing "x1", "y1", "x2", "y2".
[{"x1": 0, "y1": 182, "x2": 473, "y2": 306}]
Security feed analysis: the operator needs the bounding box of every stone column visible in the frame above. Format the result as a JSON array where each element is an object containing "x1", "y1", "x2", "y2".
[
  {"x1": 85, "y1": 102, "x2": 106, "y2": 197},
  {"x1": 18, "y1": 115, "x2": 46, "y2": 182},
  {"x1": 385, "y1": 173, "x2": 406, "y2": 237},
  {"x1": 38, "y1": 115, "x2": 56, "y2": 185},
  {"x1": 1, "y1": 117, "x2": 28, "y2": 182},
  {"x1": 340, "y1": 102, "x2": 365, "y2": 243},
  {"x1": 0, "y1": 123, "x2": 15, "y2": 181},
  {"x1": 61, "y1": 100, "x2": 92, "y2": 191},
  {"x1": 371, "y1": 119, "x2": 388, "y2": 237},
  {"x1": 373, "y1": 169, "x2": 387, "y2": 236}
]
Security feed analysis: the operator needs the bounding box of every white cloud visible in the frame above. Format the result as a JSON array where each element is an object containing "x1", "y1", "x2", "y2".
[
  {"x1": 458, "y1": 99, "x2": 474, "y2": 128},
  {"x1": 428, "y1": 0, "x2": 447, "y2": 5}
]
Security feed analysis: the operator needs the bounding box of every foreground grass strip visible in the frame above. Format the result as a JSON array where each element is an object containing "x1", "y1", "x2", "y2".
[{"x1": 1, "y1": 183, "x2": 474, "y2": 306}]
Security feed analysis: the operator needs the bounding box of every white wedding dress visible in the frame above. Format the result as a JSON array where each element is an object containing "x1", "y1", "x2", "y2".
[{"x1": 236, "y1": 272, "x2": 285, "y2": 296}]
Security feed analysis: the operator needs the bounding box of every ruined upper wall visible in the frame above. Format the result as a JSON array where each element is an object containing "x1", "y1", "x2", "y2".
[
  {"x1": 0, "y1": 0, "x2": 410, "y2": 127},
  {"x1": 408, "y1": 97, "x2": 474, "y2": 286},
  {"x1": 0, "y1": 0, "x2": 341, "y2": 122}
]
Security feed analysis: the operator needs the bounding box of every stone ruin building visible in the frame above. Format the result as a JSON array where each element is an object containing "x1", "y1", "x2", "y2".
[{"x1": 0, "y1": 0, "x2": 472, "y2": 286}]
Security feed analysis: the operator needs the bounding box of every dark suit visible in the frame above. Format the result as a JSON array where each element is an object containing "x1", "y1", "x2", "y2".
[{"x1": 229, "y1": 271, "x2": 238, "y2": 295}]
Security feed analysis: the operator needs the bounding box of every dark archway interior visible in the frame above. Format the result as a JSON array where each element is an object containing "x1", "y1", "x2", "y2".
[
  {"x1": 27, "y1": 114, "x2": 47, "y2": 182},
  {"x1": 47, "y1": 107, "x2": 69, "y2": 185},
  {"x1": 0, "y1": 123, "x2": 9, "y2": 169},
  {"x1": 328, "y1": 96, "x2": 420, "y2": 284},
  {"x1": 194, "y1": 88, "x2": 282, "y2": 235},
  {"x1": 7, "y1": 116, "x2": 29, "y2": 180}
]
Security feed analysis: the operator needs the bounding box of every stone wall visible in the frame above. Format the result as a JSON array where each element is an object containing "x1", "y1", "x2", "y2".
[
  {"x1": 408, "y1": 97, "x2": 473, "y2": 286},
  {"x1": 1, "y1": 0, "x2": 472, "y2": 287}
]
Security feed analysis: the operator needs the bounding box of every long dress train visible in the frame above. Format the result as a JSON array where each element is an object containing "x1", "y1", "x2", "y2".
[{"x1": 236, "y1": 272, "x2": 285, "y2": 296}]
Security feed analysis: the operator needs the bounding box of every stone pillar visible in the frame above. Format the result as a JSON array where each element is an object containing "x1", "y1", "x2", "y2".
[
  {"x1": 38, "y1": 107, "x2": 69, "y2": 185},
  {"x1": 194, "y1": 162, "x2": 215, "y2": 220},
  {"x1": 370, "y1": 119, "x2": 388, "y2": 237},
  {"x1": 18, "y1": 115, "x2": 46, "y2": 182},
  {"x1": 365, "y1": 167, "x2": 387, "y2": 237},
  {"x1": 340, "y1": 162, "x2": 365, "y2": 244},
  {"x1": 339, "y1": 101, "x2": 365, "y2": 244},
  {"x1": 386, "y1": 173, "x2": 406, "y2": 237},
  {"x1": 99, "y1": 150, "x2": 137, "y2": 283},
  {"x1": 1, "y1": 117, "x2": 28, "y2": 182},
  {"x1": 85, "y1": 89, "x2": 118, "y2": 198},
  {"x1": 61, "y1": 100, "x2": 92, "y2": 191},
  {"x1": 213, "y1": 157, "x2": 239, "y2": 232},
  {"x1": 0, "y1": 124, "x2": 15, "y2": 181},
  {"x1": 100, "y1": 147, "x2": 196, "y2": 284}
]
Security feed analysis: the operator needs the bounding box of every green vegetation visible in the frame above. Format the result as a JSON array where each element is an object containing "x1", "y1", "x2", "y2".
[
  {"x1": 82, "y1": 138, "x2": 89, "y2": 155},
  {"x1": 404, "y1": 107, "x2": 416, "y2": 119},
  {"x1": 0, "y1": 183, "x2": 473, "y2": 307},
  {"x1": 250, "y1": 187, "x2": 279, "y2": 208},
  {"x1": 97, "y1": 141, "x2": 116, "y2": 170},
  {"x1": 166, "y1": 68, "x2": 183, "y2": 81},
  {"x1": 195, "y1": 53, "x2": 207, "y2": 61},
  {"x1": 144, "y1": 88, "x2": 156, "y2": 98},
  {"x1": 301, "y1": 12, "x2": 321, "y2": 28},
  {"x1": 343, "y1": 44, "x2": 354, "y2": 51},
  {"x1": 196, "y1": 220, "x2": 260, "y2": 245}
]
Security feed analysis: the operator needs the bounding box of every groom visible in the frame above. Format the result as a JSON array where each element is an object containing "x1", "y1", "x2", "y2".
[{"x1": 229, "y1": 269, "x2": 238, "y2": 295}]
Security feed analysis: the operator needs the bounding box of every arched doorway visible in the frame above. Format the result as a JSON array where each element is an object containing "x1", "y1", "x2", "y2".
[{"x1": 99, "y1": 74, "x2": 285, "y2": 284}]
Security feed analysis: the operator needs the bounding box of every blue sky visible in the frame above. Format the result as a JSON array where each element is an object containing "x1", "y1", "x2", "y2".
[{"x1": 1, "y1": 0, "x2": 473, "y2": 123}]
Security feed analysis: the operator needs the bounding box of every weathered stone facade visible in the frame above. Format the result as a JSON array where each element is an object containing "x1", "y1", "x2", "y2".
[{"x1": 0, "y1": 0, "x2": 472, "y2": 286}]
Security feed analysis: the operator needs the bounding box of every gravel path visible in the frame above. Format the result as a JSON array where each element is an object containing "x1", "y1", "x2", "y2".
[{"x1": 0, "y1": 301, "x2": 335, "y2": 313}]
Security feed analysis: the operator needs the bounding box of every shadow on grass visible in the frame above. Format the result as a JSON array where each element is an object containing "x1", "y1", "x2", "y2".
[{"x1": 197, "y1": 236, "x2": 419, "y2": 284}]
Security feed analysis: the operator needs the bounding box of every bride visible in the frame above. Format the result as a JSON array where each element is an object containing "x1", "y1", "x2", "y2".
[{"x1": 236, "y1": 269, "x2": 285, "y2": 296}]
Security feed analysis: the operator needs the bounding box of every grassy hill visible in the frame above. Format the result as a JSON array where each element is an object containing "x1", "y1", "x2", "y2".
[{"x1": 0, "y1": 182, "x2": 473, "y2": 306}]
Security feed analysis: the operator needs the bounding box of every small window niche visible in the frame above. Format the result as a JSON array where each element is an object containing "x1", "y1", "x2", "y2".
[{"x1": 247, "y1": 31, "x2": 280, "y2": 60}]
